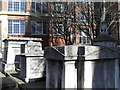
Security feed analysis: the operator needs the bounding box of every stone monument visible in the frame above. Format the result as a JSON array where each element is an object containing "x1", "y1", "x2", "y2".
[
  {"x1": 45, "y1": 44, "x2": 119, "y2": 88},
  {"x1": 2, "y1": 37, "x2": 42, "y2": 72},
  {"x1": 44, "y1": 22, "x2": 119, "y2": 88},
  {"x1": 19, "y1": 40, "x2": 45, "y2": 83}
]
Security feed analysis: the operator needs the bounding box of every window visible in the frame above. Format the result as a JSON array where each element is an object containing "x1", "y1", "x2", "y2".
[
  {"x1": 8, "y1": 0, "x2": 25, "y2": 12},
  {"x1": 77, "y1": 2, "x2": 87, "y2": 9},
  {"x1": 31, "y1": 21, "x2": 47, "y2": 35},
  {"x1": 80, "y1": 29, "x2": 89, "y2": 44},
  {"x1": 52, "y1": 22, "x2": 64, "y2": 34},
  {"x1": 78, "y1": 13, "x2": 87, "y2": 23},
  {"x1": 8, "y1": 20, "x2": 25, "y2": 34},
  {"x1": 52, "y1": 2, "x2": 65, "y2": 13},
  {"x1": 31, "y1": 1, "x2": 47, "y2": 13}
]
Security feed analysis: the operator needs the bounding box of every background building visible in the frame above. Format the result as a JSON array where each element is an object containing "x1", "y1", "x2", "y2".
[
  {"x1": 0, "y1": 0, "x2": 119, "y2": 53},
  {"x1": 0, "y1": 0, "x2": 50, "y2": 51}
]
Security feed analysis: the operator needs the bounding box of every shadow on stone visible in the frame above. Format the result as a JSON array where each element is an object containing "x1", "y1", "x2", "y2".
[
  {"x1": 1, "y1": 77, "x2": 17, "y2": 90},
  {"x1": 18, "y1": 80, "x2": 46, "y2": 90}
]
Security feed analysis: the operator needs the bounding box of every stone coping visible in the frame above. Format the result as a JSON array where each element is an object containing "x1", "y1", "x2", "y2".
[
  {"x1": 93, "y1": 34, "x2": 117, "y2": 42},
  {"x1": 3, "y1": 37, "x2": 42, "y2": 41},
  {"x1": 19, "y1": 52, "x2": 44, "y2": 57},
  {"x1": 44, "y1": 44, "x2": 119, "y2": 61}
]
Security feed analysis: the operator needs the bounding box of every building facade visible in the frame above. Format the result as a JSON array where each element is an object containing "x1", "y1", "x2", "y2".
[
  {"x1": 0, "y1": 1, "x2": 92, "y2": 50},
  {"x1": 0, "y1": 0, "x2": 50, "y2": 51},
  {"x1": 0, "y1": 0, "x2": 119, "y2": 52}
]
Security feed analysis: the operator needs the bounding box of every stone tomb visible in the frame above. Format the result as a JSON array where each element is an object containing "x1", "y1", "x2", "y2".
[
  {"x1": 44, "y1": 45, "x2": 119, "y2": 88},
  {"x1": 19, "y1": 40, "x2": 45, "y2": 83},
  {"x1": 21, "y1": 40, "x2": 43, "y2": 54},
  {"x1": 2, "y1": 37, "x2": 42, "y2": 72}
]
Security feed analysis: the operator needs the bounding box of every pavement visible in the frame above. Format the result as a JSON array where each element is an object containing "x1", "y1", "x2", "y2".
[
  {"x1": 0, "y1": 70, "x2": 46, "y2": 90},
  {"x1": 0, "y1": 58, "x2": 46, "y2": 90}
]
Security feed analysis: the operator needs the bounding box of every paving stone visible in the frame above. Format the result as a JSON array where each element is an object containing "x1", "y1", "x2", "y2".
[
  {"x1": 1, "y1": 77, "x2": 17, "y2": 89},
  {"x1": 0, "y1": 71, "x2": 46, "y2": 89}
]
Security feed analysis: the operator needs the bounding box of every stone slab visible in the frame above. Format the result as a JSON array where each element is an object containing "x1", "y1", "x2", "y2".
[
  {"x1": 45, "y1": 45, "x2": 119, "y2": 61},
  {"x1": 21, "y1": 40, "x2": 43, "y2": 54},
  {"x1": 3, "y1": 37, "x2": 42, "y2": 41},
  {"x1": 44, "y1": 45, "x2": 84, "y2": 60},
  {"x1": 84, "y1": 45, "x2": 118, "y2": 60},
  {"x1": 20, "y1": 55, "x2": 45, "y2": 83}
]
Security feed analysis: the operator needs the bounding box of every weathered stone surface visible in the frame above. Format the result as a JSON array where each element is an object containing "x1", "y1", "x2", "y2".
[
  {"x1": 21, "y1": 40, "x2": 43, "y2": 54},
  {"x1": 2, "y1": 37, "x2": 42, "y2": 72},
  {"x1": 20, "y1": 54, "x2": 45, "y2": 83},
  {"x1": 45, "y1": 45, "x2": 84, "y2": 88},
  {"x1": 45, "y1": 45, "x2": 119, "y2": 61},
  {"x1": 45, "y1": 31, "x2": 120, "y2": 89},
  {"x1": 19, "y1": 40, "x2": 45, "y2": 83},
  {"x1": 83, "y1": 60, "x2": 119, "y2": 88},
  {"x1": 44, "y1": 45, "x2": 84, "y2": 60},
  {"x1": 46, "y1": 60, "x2": 63, "y2": 88},
  {"x1": 84, "y1": 45, "x2": 118, "y2": 60},
  {"x1": 45, "y1": 44, "x2": 120, "y2": 89},
  {"x1": 46, "y1": 60, "x2": 77, "y2": 88}
]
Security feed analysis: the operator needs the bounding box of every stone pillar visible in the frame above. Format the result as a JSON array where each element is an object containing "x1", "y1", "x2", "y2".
[
  {"x1": 20, "y1": 55, "x2": 45, "y2": 83},
  {"x1": 19, "y1": 40, "x2": 45, "y2": 83},
  {"x1": 45, "y1": 45, "x2": 85, "y2": 88},
  {"x1": 80, "y1": 45, "x2": 119, "y2": 88},
  {"x1": 86, "y1": 32, "x2": 119, "y2": 88}
]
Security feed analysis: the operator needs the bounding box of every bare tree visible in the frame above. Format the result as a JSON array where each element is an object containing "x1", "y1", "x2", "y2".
[{"x1": 39, "y1": 2, "x2": 118, "y2": 46}]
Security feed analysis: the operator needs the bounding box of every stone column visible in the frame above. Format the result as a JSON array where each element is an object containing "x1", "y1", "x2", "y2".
[
  {"x1": 88, "y1": 31, "x2": 119, "y2": 88},
  {"x1": 80, "y1": 45, "x2": 119, "y2": 88}
]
